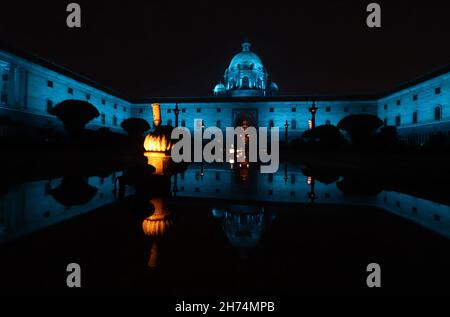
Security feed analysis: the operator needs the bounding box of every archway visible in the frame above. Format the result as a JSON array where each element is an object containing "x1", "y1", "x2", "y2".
[{"x1": 234, "y1": 111, "x2": 256, "y2": 128}]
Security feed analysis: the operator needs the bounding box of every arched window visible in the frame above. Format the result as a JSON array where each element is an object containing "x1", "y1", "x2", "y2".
[
  {"x1": 241, "y1": 77, "x2": 249, "y2": 88},
  {"x1": 395, "y1": 115, "x2": 401, "y2": 127},
  {"x1": 256, "y1": 78, "x2": 262, "y2": 89},
  {"x1": 167, "y1": 119, "x2": 172, "y2": 126},
  {"x1": 291, "y1": 120, "x2": 297, "y2": 130},
  {"x1": 46, "y1": 100, "x2": 53, "y2": 113},
  {"x1": 435, "y1": 106, "x2": 442, "y2": 121},
  {"x1": 181, "y1": 120, "x2": 186, "y2": 127},
  {"x1": 412, "y1": 111, "x2": 418, "y2": 124},
  {"x1": 101, "y1": 113, "x2": 106, "y2": 125},
  {"x1": 269, "y1": 120, "x2": 274, "y2": 128}
]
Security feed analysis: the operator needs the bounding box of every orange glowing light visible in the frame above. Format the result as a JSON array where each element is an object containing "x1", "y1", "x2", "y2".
[{"x1": 144, "y1": 134, "x2": 172, "y2": 153}]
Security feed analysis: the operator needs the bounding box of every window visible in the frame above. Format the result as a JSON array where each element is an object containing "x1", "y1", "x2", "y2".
[
  {"x1": 384, "y1": 117, "x2": 388, "y2": 126},
  {"x1": 413, "y1": 94, "x2": 418, "y2": 101},
  {"x1": 86, "y1": 94, "x2": 91, "y2": 100},
  {"x1": 113, "y1": 116, "x2": 118, "y2": 126},
  {"x1": 384, "y1": 104, "x2": 388, "y2": 110},
  {"x1": 396, "y1": 100, "x2": 401, "y2": 106},
  {"x1": 291, "y1": 107, "x2": 296, "y2": 112},
  {"x1": 181, "y1": 120, "x2": 186, "y2": 127},
  {"x1": 435, "y1": 87, "x2": 441, "y2": 95},
  {"x1": 46, "y1": 100, "x2": 53, "y2": 113},
  {"x1": 167, "y1": 119, "x2": 172, "y2": 126},
  {"x1": 269, "y1": 108, "x2": 274, "y2": 113},
  {"x1": 269, "y1": 120, "x2": 274, "y2": 128},
  {"x1": 47, "y1": 80, "x2": 53, "y2": 88},
  {"x1": 1, "y1": 74, "x2": 8, "y2": 81},
  {"x1": 217, "y1": 108, "x2": 221, "y2": 113},
  {"x1": 101, "y1": 114, "x2": 106, "y2": 125},
  {"x1": 167, "y1": 108, "x2": 172, "y2": 113},
  {"x1": 435, "y1": 106, "x2": 442, "y2": 121},
  {"x1": 395, "y1": 115, "x2": 401, "y2": 126},
  {"x1": 197, "y1": 108, "x2": 201, "y2": 113},
  {"x1": 101, "y1": 99, "x2": 106, "y2": 105},
  {"x1": 412, "y1": 111, "x2": 418, "y2": 124},
  {"x1": 113, "y1": 103, "x2": 117, "y2": 109},
  {"x1": 216, "y1": 120, "x2": 221, "y2": 128},
  {"x1": 344, "y1": 107, "x2": 349, "y2": 112},
  {"x1": 67, "y1": 87, "x2": 73, "y2": 95},
  {"x1": 325, "y1": 107, "x2": 331, "y2": 112},
  {"x1": 139, "y1": 109, "x2": 143, "y2": 114},
  {"x1": 182, "y1": 108, "x2": 186, "y2": 113},
  {"x1": 291, "y1": 120, "x2": 297, "y2": 130},
  {"x1": 326, "y1": 120, "x2": 331, "y2": 125}
]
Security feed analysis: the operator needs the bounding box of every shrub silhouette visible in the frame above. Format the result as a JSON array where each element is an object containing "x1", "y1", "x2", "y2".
[
  {"x1": 338, "y1": 114, "x2": 383, "y2": 146},
  {"x1": 120, "y1": 118, "x2": 151, "y2": 137},
  {"x1": 301, "y1": 124, "x2": 347, "y2": 149},
  {"x1": 50, "y1": 99, "x2": 99, "y2": 138}
]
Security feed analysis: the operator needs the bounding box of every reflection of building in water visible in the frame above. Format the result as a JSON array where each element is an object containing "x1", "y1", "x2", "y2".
[
  {"x1": 142, "y1": 197, "x2": 173, "y2": 268},
  {"x1": 212, "y1": 204, "x2": 276, "y2": 256},
  {"x1": 177, "y1": 164, "x2": 450, "y2": 240},
  {"x1": 0, "y1": 172, "x2": 131, "y2": 242}
]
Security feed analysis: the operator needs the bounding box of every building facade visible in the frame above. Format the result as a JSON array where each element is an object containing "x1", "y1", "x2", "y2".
[{"x1": 1, "y1": 42, "x2": 449, "y2": 143}]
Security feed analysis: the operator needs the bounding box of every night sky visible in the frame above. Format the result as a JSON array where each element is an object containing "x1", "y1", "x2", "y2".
[{"x1": 1, "y1": 1, "x2": 450, "y2": 98}]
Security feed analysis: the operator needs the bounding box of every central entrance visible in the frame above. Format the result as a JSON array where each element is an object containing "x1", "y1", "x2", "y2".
[{"x1": 233, "y1": 109, "x2": 258, "y2": 128}]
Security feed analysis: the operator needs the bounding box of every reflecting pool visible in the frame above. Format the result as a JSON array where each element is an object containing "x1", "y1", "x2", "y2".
[{"x1": 1, "y1": 162, "x2": 450, "y2": 296}]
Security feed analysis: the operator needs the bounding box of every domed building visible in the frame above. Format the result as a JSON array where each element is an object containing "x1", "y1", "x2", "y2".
[{"x1": 214, "y1": 41, "x2": 279, "y2": 97}]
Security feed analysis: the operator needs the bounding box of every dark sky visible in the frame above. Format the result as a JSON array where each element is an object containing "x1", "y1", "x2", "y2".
[{"x1": 1, "y1": 1, "x2": 450, "y2": 98}]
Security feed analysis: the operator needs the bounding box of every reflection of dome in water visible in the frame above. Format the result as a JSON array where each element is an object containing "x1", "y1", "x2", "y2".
[{"x1": 213, "y1": 205, "x2": 275, "y2": 252}]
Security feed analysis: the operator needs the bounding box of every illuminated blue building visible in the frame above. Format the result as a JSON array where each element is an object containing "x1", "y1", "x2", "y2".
[{"x1": 1, "y1": 41, "x2": 449, "y2": 142}]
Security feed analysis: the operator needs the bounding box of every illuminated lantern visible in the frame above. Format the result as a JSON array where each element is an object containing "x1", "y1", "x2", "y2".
[
  {"x1": 308, "y1": 120, "x2": 313, "y2": 130},
  {"x1": 143, "y1": 103, "x2": 173, "y2": 175}
]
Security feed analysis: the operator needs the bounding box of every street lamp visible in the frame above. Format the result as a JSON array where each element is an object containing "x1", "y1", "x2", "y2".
[
  {"x1": 284, "y1": 120, "x2": 289, "y2": 143},
  {"x1": 308, "y1": 100, "x2": 318, "y2": 129},
  {"x1": 173, "y1": 103, "x2": 180, "y2": 127}
]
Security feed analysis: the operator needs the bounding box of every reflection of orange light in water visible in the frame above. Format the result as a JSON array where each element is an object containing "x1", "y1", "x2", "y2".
[
  {"x1": 142, "y1": 198, "x2": 173, "y2": 268},
  {"x1": 307, "y1": 176, "x2": 312, "y2": 185}
]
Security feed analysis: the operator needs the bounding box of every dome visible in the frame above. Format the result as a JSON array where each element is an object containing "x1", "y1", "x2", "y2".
[
  {"x1": 213, "y1": 82, "x2": 226, "y2": 95},
  {"x1": 217, "y1": 40, "x2": 278, "y2": 97},
  {"x1": 229, "y1": 42, "x2": 264, "y2": 71}
]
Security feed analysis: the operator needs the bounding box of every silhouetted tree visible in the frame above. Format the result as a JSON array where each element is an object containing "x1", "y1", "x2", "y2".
[
  {"x1": 337, "y1": 114, "x2": 383, "y2": 147},
  {"x1": 301, "y1": 124, "x2": 347, "y2": 150},
  {"x1": 50, "y1": 99, "x2": 99, "y2": 140},
  {"x1": 372, "y1": 126, "x2": 401, "y2": 150},
  {"x1": 50, "y1": 176, "x2": 98, "y2": 207},
  {"x1": 121, "y1": 118, "x2": 151, "y2": 138},
  {"x1": 121, "y1": 118, "x2": 151, "y2": 155}
]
